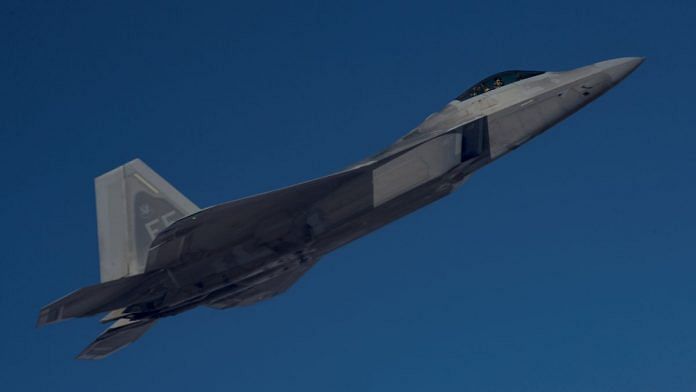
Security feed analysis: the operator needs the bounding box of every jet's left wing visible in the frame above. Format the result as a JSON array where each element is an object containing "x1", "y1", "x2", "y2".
[
  {"x1": 144, "y1": 128, "x2": 474, "y2": 272},
  {"x1": 145, "y1": 165, "x2": 375, "y2": 271}
]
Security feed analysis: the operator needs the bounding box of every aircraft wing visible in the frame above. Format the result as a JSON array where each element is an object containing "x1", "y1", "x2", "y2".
[
  {"x1": 146, "y1": 165, "x2": 374, "y2": 270},
  {"x1": 145, "y1": 128, "x2": 475, "y2": 272}
]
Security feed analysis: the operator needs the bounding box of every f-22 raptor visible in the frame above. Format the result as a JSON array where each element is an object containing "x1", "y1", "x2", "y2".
[{"x1": 37, "y1": 57, "x2": 643, "y2": 359}]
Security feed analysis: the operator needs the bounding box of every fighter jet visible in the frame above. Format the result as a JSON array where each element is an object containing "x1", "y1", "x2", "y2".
[{"x1": 37, "y1": 57, "x2": 643, "y2": 359}]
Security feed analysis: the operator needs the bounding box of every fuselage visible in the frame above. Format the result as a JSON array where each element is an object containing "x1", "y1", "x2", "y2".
[
  {"x1": 127, "y1": 57, "x2": 644, "y2": 319},
  {"x1": 37, "y1": 57, "x2": 644, "y2": 360}
]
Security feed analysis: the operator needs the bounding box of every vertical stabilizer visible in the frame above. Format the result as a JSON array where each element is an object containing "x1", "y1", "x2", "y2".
[{"x1": 95, "y1": 159, "x2": 199, "y2": 282}]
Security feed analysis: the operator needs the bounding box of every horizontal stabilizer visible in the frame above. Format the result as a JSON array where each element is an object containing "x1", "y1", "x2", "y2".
[
  {"x1": 37, "y1": 273, "x2": 153, "y2": 327},
  {"x1": 77, "y1": 318, "x2": 156, "y2": 360}
]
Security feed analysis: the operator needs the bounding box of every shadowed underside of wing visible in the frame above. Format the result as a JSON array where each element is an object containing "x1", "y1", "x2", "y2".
[{"x1": 145, "y1": 165, "x2": 373, "y2": 271}]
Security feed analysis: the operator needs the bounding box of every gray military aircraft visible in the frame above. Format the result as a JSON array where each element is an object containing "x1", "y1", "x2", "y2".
[{"x1": 37, "y1": 57, "x2": 643, "y2": 359}]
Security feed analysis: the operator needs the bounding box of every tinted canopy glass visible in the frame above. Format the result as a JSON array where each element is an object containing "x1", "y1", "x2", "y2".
[{"x1": 456, "y1": 70, "x2": 544, "y2": 101}]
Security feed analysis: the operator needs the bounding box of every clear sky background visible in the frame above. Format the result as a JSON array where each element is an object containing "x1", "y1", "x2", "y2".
[{"x1": 2, "y1": 1, "x2": 695, "y2": 391}]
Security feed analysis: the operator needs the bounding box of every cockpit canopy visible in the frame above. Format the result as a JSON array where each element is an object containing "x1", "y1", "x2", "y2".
[{"x1": 455, "y1": 70, "x2": 544, "y2": 101}]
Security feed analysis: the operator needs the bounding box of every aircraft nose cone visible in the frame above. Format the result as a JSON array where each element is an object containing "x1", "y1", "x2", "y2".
[{"x1": 595, "y1": 57, "x2": 645, "y2": 84}]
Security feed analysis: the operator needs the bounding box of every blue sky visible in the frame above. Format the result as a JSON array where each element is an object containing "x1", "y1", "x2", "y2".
[{"x1": 2, "y1": 1, "x2": 695, "y2": 390}]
